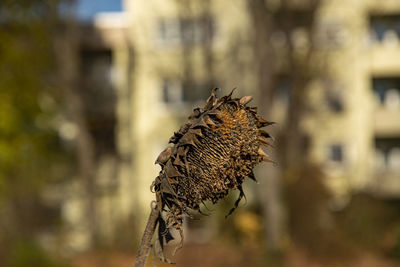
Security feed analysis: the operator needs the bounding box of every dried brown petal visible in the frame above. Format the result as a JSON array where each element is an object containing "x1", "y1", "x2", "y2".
[
  {"x1": 259, "y1": 129, "x2": 272, "y2": 139},
  {"x1": 189, "y1": 128, "x2": 203, "y2": 137},
  {"x1": 257, "y1": 116, "x2": 274, "y2": 128},
  {"x1": 178, "y1": 133, "x2": 199, "y2": 147},
  {"x1": 259, "y1": 136, "x2": 273, "y2": 147},
  {"x1": 191, "y1": 116, "x2": 208, "y2": 129},
  {"x1": 176, "y1": 146, "x2": 186, "y2": 157},
  {"x1": 247, "y1": 171, "x2": 258, "y2": 183},
  {"x1": 155, "y1": 147, "x2": 172, "y2": 165},
  {"x1": 247, "y1": 106, "x2": 257, "y2": 113},
  {"x1": 203, "y1": 115, "x2": 216, "y2": 127},
  {"x1": 173, "y1": 156, "x2": 185, "y2": 167},
  {"x1": 204, "y1": 88, "x2": 218, "y2": 110},
  {"x1": 239, "y1": 95, "x2": 253, "y2": 106},
  {"x1": 165, "y1": 160, "x2": 183, "y2": 178}
]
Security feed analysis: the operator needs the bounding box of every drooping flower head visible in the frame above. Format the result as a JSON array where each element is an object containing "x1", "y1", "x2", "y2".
[{"x1": 151, "y1": 88, "x2": 273, "y2": 260}]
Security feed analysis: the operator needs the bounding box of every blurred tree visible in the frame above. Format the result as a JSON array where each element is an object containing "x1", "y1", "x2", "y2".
[
  {"x1": 0, "y1": 0, "x2": 72, "y2": 265},
  {"x1": 248, "y1": 0, "x2": 321, "y2": 256},
  {"x1": 50, "y1": 1, "x2": 100, "y2": 246}
]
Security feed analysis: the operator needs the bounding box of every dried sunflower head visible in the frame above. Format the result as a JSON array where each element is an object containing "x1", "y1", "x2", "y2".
[{"x1": 151, "y1": 88, "x2": 273, "y2": 259}]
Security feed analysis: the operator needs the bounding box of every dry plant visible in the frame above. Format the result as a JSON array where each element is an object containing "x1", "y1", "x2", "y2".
[{"x1": 135, "y1": 88, "x2": 274, "y2": 266}]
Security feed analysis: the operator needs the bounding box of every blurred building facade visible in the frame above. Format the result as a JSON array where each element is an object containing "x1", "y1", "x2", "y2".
[
  {"x1": 57, "y1": 0, "x2": 400, "y2": 252},
  {"x1": 127, "y1": 0, "x2": 400, "y2": 214},
  {"x1": 305, "y1": 0, "x2": 400, "y2": 205}
]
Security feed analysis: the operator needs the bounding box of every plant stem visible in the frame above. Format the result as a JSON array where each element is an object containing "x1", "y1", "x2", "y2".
[{"x1": 135, "y1": 205, "x2": 159, "y2": 267}]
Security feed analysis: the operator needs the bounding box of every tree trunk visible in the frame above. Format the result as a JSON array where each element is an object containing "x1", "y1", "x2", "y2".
[
  {"x1": 249, "y1": 0, "x2": 286, "y2": 252},
  {"x1": 52, "y1": 7, "x2": 99, "y2": 245}
]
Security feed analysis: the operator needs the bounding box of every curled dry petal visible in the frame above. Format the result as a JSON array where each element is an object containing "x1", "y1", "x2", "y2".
[
  {"x1": 239, "y1": 95, "x2": 253, "y2": 106},
  {"x1": 204, "y1": 88, "x2": 219, "y2": 110},
  {"x1": 257, "y1": 116, "x2": 274, "y2": 128},
  {"x1": 189, "y1": 108, "x2": 201, "y2": 120}
]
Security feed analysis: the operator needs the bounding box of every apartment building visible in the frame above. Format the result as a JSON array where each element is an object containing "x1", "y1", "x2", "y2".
[{"x1": 128, "y1": 0, "x2": 400, "y2": 213}]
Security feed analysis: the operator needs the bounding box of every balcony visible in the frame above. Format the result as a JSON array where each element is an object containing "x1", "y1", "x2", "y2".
[
  {"x1": 369, "y1": 14, "x2": 400, "y2": 75},
  {"x1": 372, "y1": 78, "x2": 400, "y2": 136},
  {"x1": 374, "y1": 108, "x2": 400, "y2": 136},
  {"x1": 370, "y1": 138, "x2": 400, "y2": 196}
]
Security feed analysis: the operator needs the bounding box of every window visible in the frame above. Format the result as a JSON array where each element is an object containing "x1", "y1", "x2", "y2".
[
  {"x1": 157, "y1": 19, "x2": 180, "y2": 45},
  {"x1": 274, "y1": 75, "x2": 292, "y2": 104},
  {"x1": 325, "y1": 80, "x2": 344, "y2": 113},
  {"x1": 180, "y1": 17, "x2": 215, "y2": 45},
  {"x1": 372, "y1": 77, "x2": 400, "y2": 109},
  {"x1": 328, "y1": 144, "x2": 344, "y2": 163},
  {"x1": 375, "y1": 137, "x2": 400, "y2": 172},
  {"x1": 182, "y1": 81, "x2": 214, "y2": 103},
  {"x1": 162, "y1": 80, "x2": 184, "y2": 104},
  {"x1": 317, "y1": 22, "x2": 348, "y2": 48},
  {"x1": 157, "y1": 17, "x2": 215, "y2": 46},
  {"x1": 370, "y1": 14, "x2": 400, "y2": 43},
  {"x1": 161, "y1": 79, "x2": 213, "y2": 104}
]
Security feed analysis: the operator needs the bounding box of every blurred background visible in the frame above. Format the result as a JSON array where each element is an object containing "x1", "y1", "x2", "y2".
[{"x1": 1, "y1": 0, "x2": 400, "y2": 266}]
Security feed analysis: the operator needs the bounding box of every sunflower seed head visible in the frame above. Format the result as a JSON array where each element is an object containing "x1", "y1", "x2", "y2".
[{"x1": 153, "y1": 88, "x2": 274, "y2": 260}]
